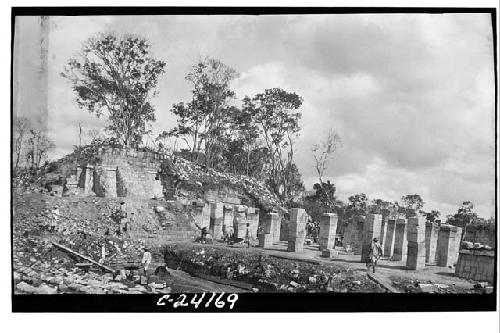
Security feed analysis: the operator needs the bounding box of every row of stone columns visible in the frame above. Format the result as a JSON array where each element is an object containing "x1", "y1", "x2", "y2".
[
  {"x1": 194, "y1": 202, "x2": 261, "y2": 241},
  {"x1": 363, "y1": 214, "x2": 462, "y2": 270}
]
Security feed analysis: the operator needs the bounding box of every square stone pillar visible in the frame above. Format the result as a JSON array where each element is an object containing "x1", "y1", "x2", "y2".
[
  {"x1": 379, "y1": 215, "x2": 389, "y2": 247},
  {"x1": 246, "y1": 207, "x2": 260, "y2": 240},
  {"x1": 233, "y1": 206, "x2": 248, "y2": 239},
  {"x1": 353, "y1": 216, "x2": 366, "y2": 254},
  {"x1": 436, "y1": 224, "x2": 462, "y2": 267},
  {"x1": 259, "y1": 212, "x2": 278, "y2": 248},
  {"x1": 210, "y1": 203, "x2": 224, "y2": 240},
  {"x1": 271, "y1": 213, "x2": 281, "y2": 243},
  {"x1": 361, "y1": 214, "x2": 382, "y2": 262},
  {"x1": 287, "y1": 208, "x2": 307, "y2": 252},
  {"x1": 319, "y1": 213, "x2": 338, "y2": 251},
  {"x1": 425, "y1": 222, "x2": 439, "y2": 264},
  {"x1": 406, "y1": 216, "x2": 426, "y2": 270},
  {"x1": 201, "y1": 203, "x2": 211, "y2": 229},
  {"x1": 84, "y1": 166, "x2": 94, "y2": 194},
  {"x1": 453, "y1": 227, "x2": 463, "y2": 264},
  {"x1": 223, "y1": 205, "x2": 234, "y2": 236},
  {"x1": 383, "y1": 219, "x2": 396, "y2": 258},
  {"x1": 392, "y1": 218, "x2": 407, "y2": 261}
]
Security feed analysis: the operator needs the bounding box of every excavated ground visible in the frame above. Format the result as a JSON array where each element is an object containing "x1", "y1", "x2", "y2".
[{"x1": 12, "y1": 191, "x2": 488, "y2": 294}]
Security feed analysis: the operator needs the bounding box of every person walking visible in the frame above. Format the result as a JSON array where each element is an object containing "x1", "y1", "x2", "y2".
[{"x1": 367, "y1": 238, "x2": 383, "y2": 273}]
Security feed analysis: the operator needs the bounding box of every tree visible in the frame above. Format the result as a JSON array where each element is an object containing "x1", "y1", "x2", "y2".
[
  {"x1": 369, "y1": 198, "x2": 397, "y2": 218},
  {"x1": 345, "y1": 193, "x2": 369, "y2": 219},
  {"x1": 400, "y1": 194, "x2": 425, "y2": 217},
  {"x1": 13, "y1": 116, "x2": 31, "y2": 172},
  {"x1": 447, "y1": 201, "x2": 478, "y2": 231},
  {"x1": 312, "y1": 128, "x2": 342, "y2": 183},
  {"x1": 25, "y1": 129, "x2": 54, "y2": 172},
  {"x1": 243, "y1": 88, "x2": 303, "y2": 202},
  {"x1": 424, "y1": 210, "x2": 441, "y2": 223},
  {"x1": 62, "y1": 32, "x2": 166, "y2": 147},
  {"x1": 168, "y1": 57, "x2": 239, "y2": 167}
]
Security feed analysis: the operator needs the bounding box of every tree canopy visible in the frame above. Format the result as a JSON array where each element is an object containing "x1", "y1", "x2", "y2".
[{"x1": 62, "y1": 32, "x2": 166, "y2": 147}]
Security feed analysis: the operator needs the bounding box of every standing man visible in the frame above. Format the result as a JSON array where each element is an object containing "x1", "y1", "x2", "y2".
[
  {"x1": 141, "y1": 247, "x2": 152, "y2": 275},
  {"x1": 112, "y1": 202, "x2": 127, "y2": 235},
  {"x1": 244, "y1": 222, "x2": 251, "y2": 248},
  {"x1": 50, "y1": 205, "x2": 60, "y2": 232},
  {"x1": 367, "y1": 238, "x2": 383, "y2": 273}
]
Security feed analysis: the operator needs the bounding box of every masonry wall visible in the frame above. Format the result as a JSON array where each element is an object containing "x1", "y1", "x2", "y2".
[{"x1": 455, "y1": 250, "x2": 495, "y2": 283}]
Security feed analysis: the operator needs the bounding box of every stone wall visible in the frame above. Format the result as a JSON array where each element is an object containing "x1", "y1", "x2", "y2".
[
  {"x1": 75, "y1": 147, "x2": 165, "y2": 199},
  {"x1": 455, "y1": 250, "x2": 495, "y2": 283}
]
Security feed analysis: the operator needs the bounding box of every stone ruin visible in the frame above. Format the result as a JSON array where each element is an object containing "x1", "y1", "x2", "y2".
[{"x1": 65, "y1": 147, "x2": 164, "y2": 199}]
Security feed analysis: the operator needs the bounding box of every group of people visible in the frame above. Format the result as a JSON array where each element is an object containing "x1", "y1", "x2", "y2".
[{"x1": 194, "y1": 222, "x2": 253, "y2": 248}]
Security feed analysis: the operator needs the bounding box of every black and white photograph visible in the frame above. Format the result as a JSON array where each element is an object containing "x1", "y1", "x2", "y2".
[{"x1": 8, "y1": 4, "x2": 498, "y2": 315}]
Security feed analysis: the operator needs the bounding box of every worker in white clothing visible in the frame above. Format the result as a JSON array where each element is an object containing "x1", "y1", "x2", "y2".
[{"x1": 141, "y1": 247, "x2": 152, "y2": 274}]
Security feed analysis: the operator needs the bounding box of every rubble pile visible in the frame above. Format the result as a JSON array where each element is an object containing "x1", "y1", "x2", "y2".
[
  {"x1": 391, "y1": 277, "x2": 478, "y2": 294},
  {"x1": 460, "y1": 241, "x2": 493, "y2": 251},
  {"x1": 161, "y1": 156, "x2": 283, "y2": 211},
  {"x1": 12, "y1": 193, "x2": 169, "y2": 294},
  {"x1": 164, "y1": 244, "x2": 385, "y2": 293}
]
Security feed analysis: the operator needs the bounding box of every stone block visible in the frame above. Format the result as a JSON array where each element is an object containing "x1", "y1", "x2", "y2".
[
  {"x1": 288, "y1": 208, "x2": 307, "y2": 239},
  {"x1": 319, "y1": 213, "x2": 338, "y2": 251},
  {"x1": 259, "y1": 233, "x2": 273, "y2": 248},
  {"x1": 406, "y1": 216, "x2": 426, "y2": 270},
  {"x1": 425, "y1": 222, "x2": 439, "y2": 264},
  {"x1": 392, "y1": 218, "x2": 407, "y2": 261},
  {"x1": 379, "y1": 215, "x2": 389, "y2": 246},
  {"x1": 271, "y1": 215, "x2": 281, "y2": 243},
  {"x1": 321, "y1": 248, "x2": 339, "y2": 258},
  {"x1": 210, "y1": 202, "x2": 224, "y2": 240},
  {"x1": 436, "y1": 224, "x2": 461, "y2": 267},
  {"x1": 383, "y1": 219, "x2": 396, "y2": 257},
  {"x1": 287, "y1": 238, "x2": 305, "y2": 252}
]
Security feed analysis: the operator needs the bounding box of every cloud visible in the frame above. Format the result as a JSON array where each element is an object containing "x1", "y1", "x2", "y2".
[{"x1": 14, "y1": 14, "x2": 495, "y2": 218}]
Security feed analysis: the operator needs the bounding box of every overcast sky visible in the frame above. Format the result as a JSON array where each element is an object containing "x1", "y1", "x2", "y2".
[{"x1": 14, "y1": 14, "x2": 495, "y2": 218}]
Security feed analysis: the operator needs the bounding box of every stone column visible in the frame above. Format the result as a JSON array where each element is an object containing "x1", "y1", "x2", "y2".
[
  {"x1": 287, "y1": 208, "x2": 307, "y2": 252},
  {"x1": 233, "y1": 205, "x2": 248, "y2": 239},
  {"x1": 271, "y1": 213, "x2": 281, "y2": 243},
  {"x1": 201, "y1": 203, "x2": 211, "y2": 229},
  {"x1": 406, "y1": 216, "x2": 426, "y2": 270},
  {"x1": 210, "y1": 203, "x2": 224, "y2": 240},
  {"x1": 379, "y1": 215, "x2": 389, "y2": 247},
  {"x1": 383, "y1": 219, "x2": 396, "y2": 258},
  {"x1": 246, "y1": 207, "x2": 260, "y2": 240},
  {"x1": 392, "y1": 218, "x2": 407, "y2": 261},
  {"x1": 360, "y1": 214, "x2": 382, "y2": 262},
  {"x1": 425, "y1": 222, "x2": 439, "y2": 264},
  {"x1": 319, "y1": 213, "x2": 338, "y2": 251},
  {"x1": 436, "y1": 224, "x2": 462, "y2": 267},
  {"x1": 223, "y1": 205, "x2": 234, "y2": 236},
  {"x1": 453, "y1": 227, "x2": 463, "y2": 264},
  {"x1": 259, "y1": 213, "x2": 276, "y2": 248},
  {"x1": 84, "y1": 166, "x2": 94, "y2": 194}
]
